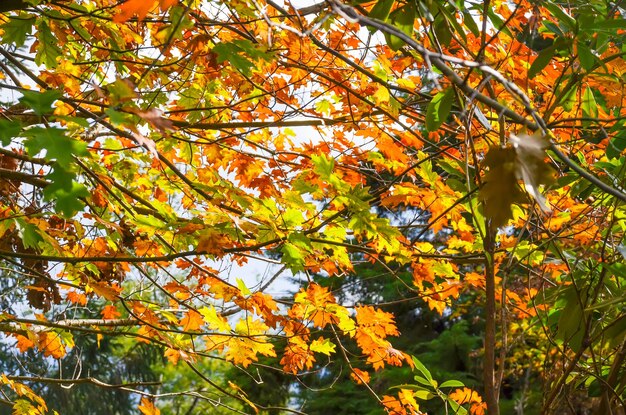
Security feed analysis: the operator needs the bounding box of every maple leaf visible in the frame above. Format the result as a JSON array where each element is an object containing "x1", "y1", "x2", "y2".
[
  {"x1": 309, "y1": 337, "x2": 336, "y2": 356},
  {"x1": 224, "y1": 317, "x2": 276, "y2": 367},
  {"x1": 89, "y1": 282, "x2": 121, "y2": 301},
  {"x1": 159, "y1": 0, "x2": 178, "y2": 11},
  {"x1": 37, "y1": 332, "x2": 66, "y2": 359},
  {"x1": 510, "y1": 132, "x2": 554, "y2": 213},
  {"x1": 164, "y1": 348, "x2": 181, "y2": 365},
  {"x1": 479, "y1": 147, "x2": 526, "y2": 228},
  {"x1": 281, "y1": 337, "x2": 316, "y2": 374},
  {"x1": 114, "y1": 0, "x2": 156, "y2": 23},
  {"x1": 14, "y1": 334, "x2": 35, "y2": 353},
  {"x1": 66, "y1": 291, "x2": 87, "y2": 306},
  {"x1": 138, "y1": 397, "x2": 160, "y2": 415},
  {"x1": 198, "y1": 305, "x2": 231, "y2": 332},
  {"x1": 133, "y1": 109, "x2": 174, "y2": 133},
  {"x1": 351, "y1": 368, "x2": 370, "y2": 384},
  {"x1": 101, "y1": 305, "x2": 121, "y2": 320},
  {"x1": 180, "y1": 310, "x2": 203, "y2": 331}
]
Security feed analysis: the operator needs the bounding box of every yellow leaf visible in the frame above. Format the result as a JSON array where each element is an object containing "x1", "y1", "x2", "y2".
[
  {"x1": 373, "y1": 85, "x2": 390, "y2": 105},
  {"x1": 309, "y1": 337, "x2": 336, "y2": 356},
  {"x1": 397, "y1": 77, "x2": 416, "y2": 89},
  {"x1": 236, "y1": 278, "x2": 251, "y2": 296},
  {"x1": 198, "y1": 306, "x2": 231, "y2": 332}
]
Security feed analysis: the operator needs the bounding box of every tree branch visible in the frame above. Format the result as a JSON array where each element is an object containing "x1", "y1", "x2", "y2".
[
  {"x1": 0, "y1": 0, "x2": 29, "y2": 13},
  {"x1": 7, "y1": 375, "x2": 160, "y2": 389},
  {"x1": 328, "y1": 0, "x2": 626, "y2": 203}
]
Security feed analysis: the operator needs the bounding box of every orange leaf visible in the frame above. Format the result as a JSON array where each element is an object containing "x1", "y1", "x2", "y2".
[
  {"x1": 14, "y1": 334, "x2": 35, "y2": 353},
  {"x1": 101, "y1": 305, "x2": 122, "y2": 320},
  {"x1": 37, "y1": 332, "x2": 66, "y2": 359},
  {"x1": 138, "y1": 397, "x2": 160, "y2": 415},
  {"x1": 89, "y1": 282, "x2": 121, "y2": 301},
  {"x1": 351, "y1": 368, "x2": 370, "y2": 384},
  {"x1": 114, "y1": 0, "x2": 156, "y2": 23},
  {"x1": 159, "y1": 0, "x2": 178, "y2": 11},
  {"x1": 180, "y1": 310, "x2": 203, "y2": 331},
  {"x1": 164, "y1": 348, "x2": 181, "y2": 365},
  {"x1": 66, "y1": 291, "x2": 87, "y2": 306}
]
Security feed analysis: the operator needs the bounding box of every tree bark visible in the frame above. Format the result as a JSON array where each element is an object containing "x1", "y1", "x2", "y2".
[{"x1": 484, "y1": 223, "x2": 500, "y2": 415}]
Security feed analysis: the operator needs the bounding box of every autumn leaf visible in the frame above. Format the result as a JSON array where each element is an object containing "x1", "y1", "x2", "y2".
[
  {"x1": 479, "y1": 146, "x2": 526, "y2": 228},
  {"x1": 509, "y1": 132, "x2": 554, "y2": 213},
  {"x1": 101, "y1": 305, "x2": 122, "y2": 320},
  {"x1": 14, "y1": 335, "x2": 35, "y2": 353},
  {"x1": 180, "y1": 310, "x2": 203, "y2": 331},
  {"x1": 351, "y1": 368, "x2": 370, "y2": 384},
  {"x1": 37, "y1": 332, "x2": 66, "y2": 359},
  {"x1": 66, "y1": 291, "x2": 87, "y2": 306},
  {"x1": 89, "y1": 282, "x2": 121, "y2": 301},
  {"x1": 199, "y1": 305, "x2": 231, "y2": 332},
  {"x1": 114, "y1": 0, "x2": 156, "y2": 22},
  {"x1": 309, "y1": 337, "x2": 336, "y2": 355},
  {"x1": 138, "y1": 397, "x2": 160, "y2": 415},
  {"x1": 159, "y1": 0, "x2": 178, "y2": 11},
  {"x1": 4, "y1": 0, "x2": 626, "y2": 413}
]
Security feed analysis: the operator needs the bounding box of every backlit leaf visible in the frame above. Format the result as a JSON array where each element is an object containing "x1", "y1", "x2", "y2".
[
  {"x1": 426, "y1": 88, "x2": 454, "y2": 132},
  {"x1": 384, "y1": 2, "x2": 416, "y2": 51}
]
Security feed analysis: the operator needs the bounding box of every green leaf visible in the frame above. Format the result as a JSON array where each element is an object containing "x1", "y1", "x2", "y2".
[
  {"x1": 577, "y1": 41, "x2": 596, "y2": 71},
  {"x1": 24, "y1": 127, "x2": 88, "y2": 168},
  {"x1": 105, "y1": 107, "x2": 130, "y2": 126},
  {"x1": 413, "y1": 389, "x2": 435, "y2": 400},
  {"x1": 310, "y1": 338, "x2": 336, "y2": 355},
  {"x1": 281, "y1": 242, "x2": 306, "y2": 272},
  {"x1": 212, "y1": 41, "x2": 264, "y2": 76},
  {"x1": 384, "y1": 3, "x2": 416, "y2": 51},
  {"x1": 19, "y1": 89, "x2": 62, "y2": 115},
  {"x1": 462, "y1": 10, "x2": 480, "y2": 37},
  {"x1": 311, "y1": 153, "x2": 335, "y2": 178},
  {"x1": 425, "y1": 88, "x2": 454, "y2": 132},
  {"x1": 413, "y1": 375, "x2": 433, "y2": 388},
  {"x1": 582, "y1": 19, "x2": 626, "y2": 32},
  {"x1": 0, "y1": 119, "x2": 22, "y2": 146},
  {"x1": 411, "y1": 356, "x2": 433, "y2": 382},
  {"x1": 607, "y1": 131, "x2": 626, "y2": 159},
  {"x1": 556, "y1": 286, "x2": 586, "y2": 352},
  {"x1": 439, "y1": 380, "x2": 465, "y2": 388},
  {"x1": 560, "y1": 85, "x2": 578, "y2": 112},
  {"x1": 236, "y1": 278, "x2": 251, "y2": 296},
  {"x1": 581, "y1": 87, "x2": 598, "y2": 119},
  {"x1": 51, "y1": 182, "x2": 89, "y2": 217},
  {"x1": 542, "y1": 2, "x2": 576, "y2": 30},
  {"x1": 106, "y1": 78, "x2": 138, "y2": 103},
  {"x1": 44, "y1": 165, "x2": 75, "y2": 193},
  {"x1": 368, "y1": 0, "x2": 394, "y2": 25},
  {"x1": 446, "y1": 397, "x2": 468, "y2": 415},
  {"x1": 431, "y1": 14, "x2": 452, "y2": 47},
  {"x1": 35, "y1": 20, "x2": 62, "y2": 68},
  {"x1": 528, "y1": 45, "x2": 556, "y2": 79},
  {"x1": 1, "y1": 14, "x2": 34, "y2": 47},
  {"x1": 14, "y1": 219, "x2": 44, "y2": 250},
  {"x1": 43, "y1": 166, "x2": 89, "y2": 217},
  {"x1": 433, "y1": 2, "x2": 465, "y2": 43}
]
